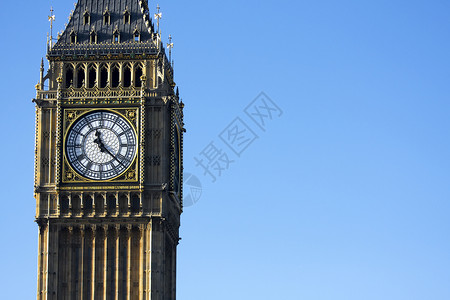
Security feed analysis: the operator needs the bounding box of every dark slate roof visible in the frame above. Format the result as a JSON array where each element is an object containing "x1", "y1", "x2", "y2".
[{"x1": 50, "y1": 0, "x2": 156, "y2": 54}]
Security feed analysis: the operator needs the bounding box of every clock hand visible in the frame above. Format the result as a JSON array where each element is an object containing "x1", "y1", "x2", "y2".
[
  {"x1": 93, "y1": 130, "x2": 103, "y2": 148},
  {"x1": 107, "y1": 150, "x2": 127, "y2": 169},
  {"x1": 93, "y1": 130, "x2": 127, "y2": 168},
  {"x1": 93, "y1": 131, "x2": 110, "y2": 155},
  {"x1": 100, "y1": 142, "x2": 127, "y2": 169}
]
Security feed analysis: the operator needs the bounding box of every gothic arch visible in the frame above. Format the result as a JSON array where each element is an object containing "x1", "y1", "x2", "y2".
[
  {"x1": 123, "y1": 63, "x2": 132, "y2": 88},
  {"x1": 111, "y1": 64, "x2": 120, "y2": 88},
  {"x1": 99, "y1": 64, "x2": 108, "y2": 88},
  {"x1": 76, "y1": 65, "x2": 85, "y2": 88},
  {"x1": 64, "y1": 64, "x2": 74, "y2": 88},
  {"x1": 134, "y1": 64, "x2": 143, "y2": 88},
  {"x1": 87, "y1": 64, "x2": 97, "y2": 88}
]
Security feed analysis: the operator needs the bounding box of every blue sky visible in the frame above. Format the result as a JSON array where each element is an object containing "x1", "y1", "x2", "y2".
[{"x1": 0, "y1": 0, "x2": 449, "y2": 299}]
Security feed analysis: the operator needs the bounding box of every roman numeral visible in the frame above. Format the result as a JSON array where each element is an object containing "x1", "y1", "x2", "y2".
[
  {"x1": 116, "y1": 154, "x2": 128, "y2": 162},
  {"x1": 85, "y1": 161, "x2": 93, "y2": 171},
  {"x1": 121, "y1": 143, "x2": 135, "y2": 148}
]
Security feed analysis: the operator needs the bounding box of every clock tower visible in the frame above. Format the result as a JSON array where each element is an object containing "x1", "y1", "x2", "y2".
[{"x1": 33, "y1": 1, "x2": 184, "y2": 299}]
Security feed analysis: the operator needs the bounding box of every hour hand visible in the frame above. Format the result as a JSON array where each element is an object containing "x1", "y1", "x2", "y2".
[{"x1": 93, "y1": 130, "x2": 104, "y2": 151}]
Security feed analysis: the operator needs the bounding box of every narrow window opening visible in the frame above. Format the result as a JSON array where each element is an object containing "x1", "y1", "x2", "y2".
[
  {"x1": 111, "y1": 67, "x2": 120, "y2": 88},
  {"x1": 60, "y1": 196, "x2": 69, "y2": 215},
  {"x1": 94, "y1": 195, "x2": 105, "y2": 216},
  {"x1": 134, "y1": 28, "x2": 140, "y2": 42},
  {"x1": 84, "y1": 196, "x2": 93, "y2": 215},
  {"x1": 70, "y1": 31, "x2": 77, "y2": 44},
  {"x1": 124, "y1": 11, "x2": 130, "y2": 24},
  {"x1": 83, "y1": 13, "x2": 90, "y2": 25},
  {"x1": 123, "y1": 66, "x2": 131, "y2": 87},
  {"x1": 100, "y1": 67, "x2": 108, "y2": 88},
  {"x1": 90, "y1": 31, "x2": 97, "y2": 44},
  {"x1": 72, "y1": 195, "x2": 81, "y2": 216},
  {"x1": 107, "y1": 195, "x2": 116, "y2": 216},
  {"x1": 131, "y1": 195, "x2": 140, "y2": 215},
  {"x1": 76, "y1": 68, "x2": 85, "y2": 88},
  {"x1": 119, "y1": 196, "x2": 128, "y2": 215},
  {"x1": 65, "y1": 67, "x2": 74, "y2": 88},
  {"x1": 113, "y1": 28, "x2": 120, "y2": 44},
  {"x1": 103, "y1": 10, "x2": 110, "y2": 25},
  {"x1": 88, "y1": 67, "x2": 96, "y2": 88},
  {"x1": 135, "y1": 66, "x2": 143, "y2": 88}
]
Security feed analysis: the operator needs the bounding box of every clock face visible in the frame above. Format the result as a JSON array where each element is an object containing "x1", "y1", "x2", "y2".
[{"x1": 65, "y1": 111, "x2": 137, "y2": 180}]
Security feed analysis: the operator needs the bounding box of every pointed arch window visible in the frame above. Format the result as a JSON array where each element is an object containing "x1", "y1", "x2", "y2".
[
  {"x1": 70, "y1": 30, "x2": 77, "y2": 44},
  {"x1": 111, "y1": 65, "x2": 120, "y2": 88},
  {"x1": 135, "y1": 65, "x2": 143, "y2": 87},
  {"x1": 123, "y1": 8, "x2": 131, "y2": 24},
  {"x1": 113, "y1": 28, "x2": 120, "y2": 44},
  {"x1": 103, "y1": 8, "x2": 111, "y2": 25},
  {"x1": 90, "y1": 29, "x2": 97, "y2": 44},
  {"x1": 88, "y1": 65, "x2": 96, "y2": 88},
  {"x1": 83, "y1": 9, "x2": 90, "y2": 25},
  {"x1": 65, "y1": 66, "x2": 74, "y2": 88},
  {"x1": 123, "y1": 65, "x2": 132, "y2": 88},
  {"x1": 100, "y1": 65, "x2": 108, "y2": 88},
  {"x1": 76, "y1": 66, "x2": 85, "y2": 88},
  {"x1": 133, "y1": 28, "x2": 140, "y2": 42}
]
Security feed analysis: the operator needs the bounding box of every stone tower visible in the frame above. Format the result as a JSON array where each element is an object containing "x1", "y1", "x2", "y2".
[{"x1": 33, "y1": 1, "x2": 184, "y2": 299}]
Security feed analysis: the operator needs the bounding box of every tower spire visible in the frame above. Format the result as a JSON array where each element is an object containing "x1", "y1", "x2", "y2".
[
  {"x1": 39, "y1": 58, "x2": 44, "y2": 90},
  {"x1": 167, "y1": 35, "x2": 174, "y2": 65},
  {"x1": 154, "y1": 4, "x2": 162, "y2": 36},
  {"x1": 48, "y1": 7, "x2": 55, "y2": 50}
]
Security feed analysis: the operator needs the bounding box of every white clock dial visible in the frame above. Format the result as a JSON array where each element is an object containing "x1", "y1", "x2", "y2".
[{"x1": 65, "y1": 111, "x2": 137, "y2": 180}]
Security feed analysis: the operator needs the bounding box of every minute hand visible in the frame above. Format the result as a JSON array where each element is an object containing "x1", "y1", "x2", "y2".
[{"x1": 100, "y1": 144, "x2": 127, "y2": 168}]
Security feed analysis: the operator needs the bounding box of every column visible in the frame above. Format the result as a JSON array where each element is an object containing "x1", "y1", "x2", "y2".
[
  {"x1": 50, "y1": 224, "x2": 60, "y2": 300},
  {"x1": 115, "y1": 225, "x2": 120, "y2": 300},
  {"x1": 103, "y1": 225, "x2": 108, "y2": 300},
  {"x1": 120, "y1": 63, "x2": 124, "y2": 87},
  {"x1": 36, "y1": 223, "x2": 44, "y2": 300},
  {"x1": 78, "y1": 226, "x2": 85, "y2": 300},
  {"x1": 67, "y1": 226, "x2": 74, "y2": 299},
  {"x1": 84, "y1": 63, "x2": 89, "y2": 89},
  {"x1": 96, "y1": 63, "x2": 101, "y2": 88},
  {"x1": 91, "y1": 226, "x2": 96, "y2": 300},
  {"x1": 127, "y1": 225, "x2": 132, "y2": 300},
  {"x1": 139, "y1": 224, "x2": 145, "y2": 300}
]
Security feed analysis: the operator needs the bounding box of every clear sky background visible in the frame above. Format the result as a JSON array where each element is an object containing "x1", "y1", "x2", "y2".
[{"x1": 0, "y1": 0, "x2": 449, "y2": 299}]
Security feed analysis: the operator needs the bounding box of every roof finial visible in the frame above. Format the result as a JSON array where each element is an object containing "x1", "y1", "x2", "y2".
[
  {"x1": 40, "y1": 58, "x2": 45, "y2": 90},
  {"x1": 48, "y1": 7, "x2": 56, "y2": 50},
  {"x1": 167, "y1": 35, "x2": 174, "y2": 65},
  {"x1": 154, "y1": 4, "x2": 162, "y2": 36}
]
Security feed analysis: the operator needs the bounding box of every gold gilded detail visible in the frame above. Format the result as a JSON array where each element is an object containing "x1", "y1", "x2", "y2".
[{"x1": 126, "y1": 110, "x2": 136, "y2": 122}]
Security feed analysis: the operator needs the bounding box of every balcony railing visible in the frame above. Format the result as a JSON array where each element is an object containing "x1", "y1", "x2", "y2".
[{"x1": 36, "y1": 88, "x2": 163, "y2": 102}]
